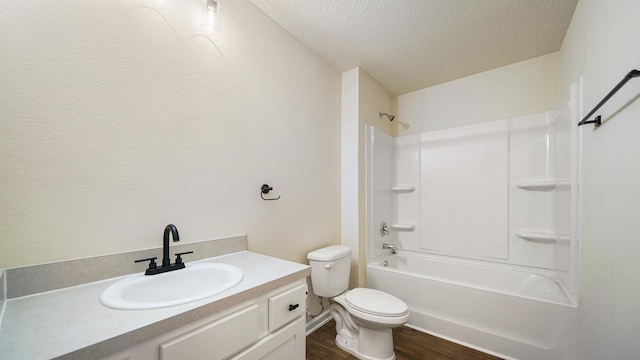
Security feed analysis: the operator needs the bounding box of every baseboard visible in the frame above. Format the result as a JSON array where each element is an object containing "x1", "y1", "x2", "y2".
[{"x1": 305, "y1": 310, "x2": 331, "y2": 336}]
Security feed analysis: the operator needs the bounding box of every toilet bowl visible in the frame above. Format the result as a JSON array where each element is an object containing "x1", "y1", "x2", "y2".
[
  {"x1": 331, "y1": 288, "x2": 409, "y2": 360},
  {"x1": 308, "y1": 245, "x2": 409, "y2": 360}
]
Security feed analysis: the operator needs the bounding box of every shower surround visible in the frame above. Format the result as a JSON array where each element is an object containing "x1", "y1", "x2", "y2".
[{"x1": 365, "y1": 83, "x2": 580, "y2": 359}]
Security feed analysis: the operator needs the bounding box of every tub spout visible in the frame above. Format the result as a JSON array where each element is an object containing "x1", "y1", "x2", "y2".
[{"x1": 382, "y1": 243, "x2": 397, "y2": 254}]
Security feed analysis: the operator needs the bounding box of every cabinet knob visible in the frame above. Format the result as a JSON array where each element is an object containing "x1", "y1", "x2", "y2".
[{"x1": 288, "y1": 304, "x2": 300, "y2": 312}]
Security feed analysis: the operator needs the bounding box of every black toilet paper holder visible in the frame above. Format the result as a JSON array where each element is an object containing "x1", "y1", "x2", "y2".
[{"x1": 261, "y1": 184, "x2": 281, "y2": 201}]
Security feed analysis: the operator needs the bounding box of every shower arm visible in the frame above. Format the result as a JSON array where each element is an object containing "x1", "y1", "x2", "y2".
[{"x1": 379, "y1": 112, "x2": 395, "y2": 122}]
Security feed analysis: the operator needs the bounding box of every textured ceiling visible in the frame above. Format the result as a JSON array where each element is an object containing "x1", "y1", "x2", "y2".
[{"x1": 250, "y1": 0, "x2": 578, "y2": 96}]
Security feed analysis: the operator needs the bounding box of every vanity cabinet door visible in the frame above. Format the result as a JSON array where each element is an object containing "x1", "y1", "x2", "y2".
[
  {"x1": 160, "y1": 304, "x2": 260, "y2": 360},
  {"x1": 230, "y1": 316, "x2": 305, "y2": 360},
  {"x1": 258, "y1": 330, "x2": 297, "y2": 360}
]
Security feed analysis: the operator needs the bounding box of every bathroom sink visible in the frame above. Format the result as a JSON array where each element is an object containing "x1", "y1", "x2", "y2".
[{"x1": 100, "y1": 263, "x2": 243, "y2": 310}]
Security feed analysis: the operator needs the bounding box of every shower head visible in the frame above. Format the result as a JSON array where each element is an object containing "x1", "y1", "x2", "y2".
[{"x1": 379, "y1": 112, "x2": 395, "y2": 122}]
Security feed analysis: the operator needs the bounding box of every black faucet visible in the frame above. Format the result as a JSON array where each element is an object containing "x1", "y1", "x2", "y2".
[
  {"x1": 163, "y1": 224, "x2": 179, "y2": 267},
  {"x1": 135, "y1": 224, "x2": 193, "y2": 275}
]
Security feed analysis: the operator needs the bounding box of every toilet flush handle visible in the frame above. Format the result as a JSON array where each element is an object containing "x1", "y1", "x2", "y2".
[{"x1": 325, "y1": 263, "x2": 334, "y2": 269}]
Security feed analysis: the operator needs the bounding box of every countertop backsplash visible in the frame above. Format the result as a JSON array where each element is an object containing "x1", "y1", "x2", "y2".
[
  {"x1": 4, "y1": 235, "x2": 247, "y2": 299},
  {"x1": 1, "y1": 269, "x2": 5, "y2": 305}
]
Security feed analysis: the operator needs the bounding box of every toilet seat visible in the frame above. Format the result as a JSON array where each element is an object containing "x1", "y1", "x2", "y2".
[
  {"x1": 335, "y1": 288, "x2": 409, "y2": 326},
  {"x1": 345, "y1": 288, "x2": 408, "y2": 317}
]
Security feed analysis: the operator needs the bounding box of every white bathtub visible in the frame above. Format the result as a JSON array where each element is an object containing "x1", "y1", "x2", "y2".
[{"x1": 366, "y1": 252, "x2": 578, "y2": 360}]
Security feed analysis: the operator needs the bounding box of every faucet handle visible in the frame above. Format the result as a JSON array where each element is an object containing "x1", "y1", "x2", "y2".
[
  {"x1": 174, "y1": 251, "x2": 193, "y2": 265},
  {"x1": 134, "y1": 257, "x2": 158, "y2": 271}
]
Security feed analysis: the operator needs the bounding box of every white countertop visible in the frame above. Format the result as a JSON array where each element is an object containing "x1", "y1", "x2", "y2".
[{"x1": 0, "y1": 251, "x2": 310, "y2": 360}]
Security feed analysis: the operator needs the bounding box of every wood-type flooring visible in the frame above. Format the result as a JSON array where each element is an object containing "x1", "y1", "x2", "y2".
[{"x1": 306, "y1": 320, "x2": 502, "y2": 360}]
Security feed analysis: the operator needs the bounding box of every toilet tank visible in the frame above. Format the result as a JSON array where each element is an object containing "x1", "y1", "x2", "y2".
[{"x1": 307, "y1": 245, "x2": 352, "y2": 298}]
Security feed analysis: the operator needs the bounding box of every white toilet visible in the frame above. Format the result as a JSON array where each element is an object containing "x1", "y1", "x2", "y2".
[{"x1": 308, "y1": 245, "x2": 409, "y2": 360}]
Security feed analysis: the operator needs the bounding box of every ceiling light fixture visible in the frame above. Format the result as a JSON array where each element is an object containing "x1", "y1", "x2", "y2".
[{"x1": 202, "y1": 0, "x2": 221, "y2": 32}]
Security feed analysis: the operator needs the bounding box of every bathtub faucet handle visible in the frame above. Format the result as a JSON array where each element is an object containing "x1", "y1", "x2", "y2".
[
  {"x1": 380, "y1": 221, "x2": 389, "y2": 236},
  {"x1": 382, "y1": 243, "x2": 397, "y2": 254}
]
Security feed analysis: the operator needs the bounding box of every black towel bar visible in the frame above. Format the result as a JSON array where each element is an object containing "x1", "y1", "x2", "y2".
[{"x1": 578, "y1": 69, "x2": 640, "y2": 128}]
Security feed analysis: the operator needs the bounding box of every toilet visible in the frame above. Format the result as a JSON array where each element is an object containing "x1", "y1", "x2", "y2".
[{"x1": 308, "y1": 245, "x2": 409, "y2": 360}]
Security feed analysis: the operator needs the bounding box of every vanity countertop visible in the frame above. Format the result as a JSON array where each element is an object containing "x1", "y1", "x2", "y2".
[{"x1": 0, "y1": 251, "x2": 310, "y2": 360}]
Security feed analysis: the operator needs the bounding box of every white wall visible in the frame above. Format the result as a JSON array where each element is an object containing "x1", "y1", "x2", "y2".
[
  {"x1": 341, "y1": 67, "x2": 392, "y2": 286},
  {"x1": 396, "y1": 53, "x2": 560, "y2": 134},
  {"x1": 341, "y1": 68, "x2": 362, "y2": 287},
  {"x1": 559, "y1": 1, "x2": 640, "y2": 358},
  {"x1": 0, "y1": 0, "x2": 341, "y2": 268},
  {"x1": 359, "y1": 71, "x2": 394, "y2": 136}
]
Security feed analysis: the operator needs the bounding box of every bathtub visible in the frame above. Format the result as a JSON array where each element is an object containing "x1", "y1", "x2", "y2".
[{"x1": 366, "y1": 251, "x2": 578, "y2": 360}]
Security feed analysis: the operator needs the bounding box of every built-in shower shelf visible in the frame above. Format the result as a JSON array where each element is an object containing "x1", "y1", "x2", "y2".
[
  {"x1": 390, "y1": 224, "x2": 416, "y2": 231},
  {"x1": 390, "y1": 185, "x2": 416, "y2": 193},
  {"x1": 515, "y1": 180, "x2": 571, "y2": 191},
  {"x1": 515, "y1": 231, "x2": 570, "y2": 242}
]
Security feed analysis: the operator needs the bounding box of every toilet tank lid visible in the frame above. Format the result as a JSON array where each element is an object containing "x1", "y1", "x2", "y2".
[{"x1": 307, "y1": 245, "x2": 351, "y2": 261}]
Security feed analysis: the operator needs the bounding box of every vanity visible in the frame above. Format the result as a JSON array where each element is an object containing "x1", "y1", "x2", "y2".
[
  {"x1": 0, "y1": 236, "x2": 310, "y2": 360},
  {"x1": 103, "y1": 276, "x2": 308, "y2": 360}
]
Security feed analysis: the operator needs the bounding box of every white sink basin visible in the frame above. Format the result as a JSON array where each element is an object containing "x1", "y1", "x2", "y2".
[{"x1": 100, "y1": 263, "x2": 243, "y2": 310}]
